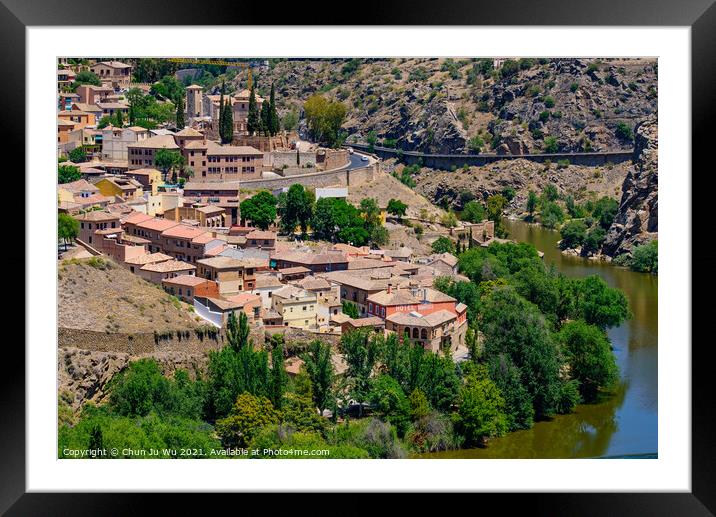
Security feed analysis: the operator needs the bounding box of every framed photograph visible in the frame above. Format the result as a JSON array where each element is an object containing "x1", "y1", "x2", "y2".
[{"x1": 7, "y1": 0, "x2": 712, "y2": 512}]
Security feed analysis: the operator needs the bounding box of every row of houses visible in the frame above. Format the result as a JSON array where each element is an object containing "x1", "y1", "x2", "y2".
[{"x1": 68, "y1": 204, "x2": 469, "y2": 353}]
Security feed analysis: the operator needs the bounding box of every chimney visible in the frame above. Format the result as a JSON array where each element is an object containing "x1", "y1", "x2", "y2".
[{"x1": 387, "y1": 283, "x2": 392, "y2": 294}]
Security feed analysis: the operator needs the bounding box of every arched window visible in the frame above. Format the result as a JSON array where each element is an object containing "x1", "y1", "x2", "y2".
[
  {"x1": 403, "y1": 328, "x2": 410, "y2": 341},
  {"x1": 421, "y1": 329, "x2": 428, "y2": 340},
  {"x1": 412, "y1": 328, "x2": 419, "y2": 339}
]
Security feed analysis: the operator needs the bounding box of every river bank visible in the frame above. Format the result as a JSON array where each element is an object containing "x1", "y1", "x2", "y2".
[{"x1": 418, "y1": 218, "x2": 657, "y2": 459}]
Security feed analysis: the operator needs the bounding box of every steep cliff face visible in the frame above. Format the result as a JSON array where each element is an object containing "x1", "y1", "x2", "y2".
[
  {"x1": 58, "y1": 347, "x2": 210, "y2": 412},
  {"x1": 602, "y1": 117, "x2": 658, "y2": 256}
]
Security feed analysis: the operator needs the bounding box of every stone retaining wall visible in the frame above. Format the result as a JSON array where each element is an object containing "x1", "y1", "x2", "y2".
[
  {"x1": 241, "y1": 163, "x2": 377, "y2": 190},
  {"x1": 349, "y1": 143, "x2": 633, "y2": 168},
  {"x1": 58, "y1": 327, "x2": 225, "y2": 356}
]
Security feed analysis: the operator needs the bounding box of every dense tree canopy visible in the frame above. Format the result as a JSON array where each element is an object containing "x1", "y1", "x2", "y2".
[
  {"x1": 58, "y1": 164, "x2": 81, "y2": 184},
  {"x1": 240, "y1": 191, "x2": 277, "y2": 230},
  {"x1": 303, "y1": 94, "x2": 347, "y2": 148}
]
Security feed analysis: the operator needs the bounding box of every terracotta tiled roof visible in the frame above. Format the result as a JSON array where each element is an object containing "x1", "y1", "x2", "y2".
[
  {"x1": 246, "y1": 230, "x2": 276, "y2": 240},
  {"x1": 140, "y1": 260, "x2": 196, "y2": 273},
  {"x1": 196, "y1": 256, "x2": 244, "y2": 270},
  {"x1": 127, "y1": 134, "x2": 179, "y2": 150},
  {"x1": 162, "y1": 274, "x2": 210, "y2": 287},
  {"x1": 136, "y1": 218, "x2": 180, "y2": 232},
  {"x1": 367, "y1": 287, "x2": 456, "y2": 307},
  {"x1": 386, "y1": 309, "x2": 456, "y2": 327},
  {"x1": 161, "y1": 225, "x2": 208, "y2": 240},
  {"x1": 74, "y1": 210, "x2": 120, "y2": 222},
  {"x1": 124, "y1": 252, "x2": 173, "y2": 265}
]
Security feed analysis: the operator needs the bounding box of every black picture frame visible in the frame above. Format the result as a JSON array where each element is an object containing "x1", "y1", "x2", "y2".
[{"x1": 5, "y1": 0, "x2": 713, "y2": 513}]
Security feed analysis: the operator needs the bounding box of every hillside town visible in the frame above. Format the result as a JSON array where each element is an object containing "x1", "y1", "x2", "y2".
[
  {"x1": 57, "y1": 57, "x2": 653, "y2": 460},
  {"x1": 58, "y1": 58, "x2": 494, "y2": 357}
]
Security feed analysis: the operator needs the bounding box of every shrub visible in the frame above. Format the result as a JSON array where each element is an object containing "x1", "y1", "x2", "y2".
[
  {"x1": 543, "y1": 136, "x2": 558, "y2": 153},
  {"x1": 543, "y1": 96, "x2": 555, "y2": 108},
  {"x1": 570, "y1": 82, "x2": 579, "y2": 92},
  {"x1": 630, "y1": 240, "x2": 658, "y2": 273},
  {"x1": 615, "y1": 122, "x2": 634, "y2": 142}
]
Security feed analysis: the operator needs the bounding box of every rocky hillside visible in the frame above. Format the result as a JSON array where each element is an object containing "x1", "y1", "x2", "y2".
[
  {"x1": 58, "y1": 347, "x2": 208, "y2": 413},
  {"x1": 407, "y1": 158, "x2": 630, "y2": 216},
  {"x1": 247, "y1": 58, "x2": 657, "y2": 154},
  {"x1": 603, "y1": 116, "x2": 658, "y2": 255}
]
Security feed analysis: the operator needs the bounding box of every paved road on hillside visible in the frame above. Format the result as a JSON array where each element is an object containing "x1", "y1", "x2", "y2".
[{"x1": 347, "y1": 152, "x2": 371, "y2": 170}]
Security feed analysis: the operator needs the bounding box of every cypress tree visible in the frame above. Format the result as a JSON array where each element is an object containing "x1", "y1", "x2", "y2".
[
  {"x1": 175, "y1": 93, "x2": 185, "y2": 129},
  {"x1": 115, "y1": 109, "x2": 124, "y2": 127},
  {"x1": 218, "y1": 82, "x2": 225, "y2": 142},
  {"x1": 247, "y1": 84, "x2": 259, "y2": 136},
  {"x1": 269, "y1": 82, "x2": 280, "y2": 136},
  {"x1": 260, "y1": 98, "x2": 270, "y2": 137},
  {"x1": 222, "y1": 100, "x2": 234, "y2": 144}
]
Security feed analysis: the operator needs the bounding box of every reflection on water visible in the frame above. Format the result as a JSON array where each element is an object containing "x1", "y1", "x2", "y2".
[{"x1": 419, "y1": 219, "x2": 658, "y2": 459}]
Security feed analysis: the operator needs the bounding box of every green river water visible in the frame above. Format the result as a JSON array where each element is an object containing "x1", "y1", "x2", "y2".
[{"x1": 419, "y1": 218, "x2": 658, "y2": 459}]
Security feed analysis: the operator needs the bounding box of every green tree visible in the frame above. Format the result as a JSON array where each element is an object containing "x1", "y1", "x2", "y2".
[
  {"x1": 282, "y1": 110, "x2": 299, "y2": 132},
  {"x1": 269, "y1": 82, "x2": 280, "y2": 136},
  {"x1": 540, "y1": 202, "x2": 564, "y2": 229},
  {"x1": 592, "y1": 196, "x2": 619, "y2": 229},
  {"x1": 340, "y1": 329, "x2": 381, "y2": 416},
  {"x1": 150, "y1": 75, "x2": 183, "y2": 102},
  {"x1": 558, "y1": 321, "x2": 619, "y2": 402},
  {"x1": 247, "y1": 84, "x2": 260, "y2": 136},
  {"x1": 154, "y1": 149, "x2": 184, "y2": 182},
  {"x1": 58, "y1": 213, "x2": 79, "y2": 250},
  {"x1": 573, "y1": 276, "x2": 630, "y2": 329},
  {"x1": 386, "y1": 198, "x2": 408, "y2": 218},
  {"x1": 368, "y1": 375, "x2": 410, "y2": 436},
  {"x1": 301, "y1": 340, "x2": 335, "y2": 414},
  {"x1": 175, "y1": 92, "x2": 185, "y2": 129},
  {"x1": 226, "y1": 311, "x2": 250, "y2": 352},
  {"x1": 487, "y1": 354, "x2": 535, "y2": 430},
  {"x1": 526, "y1": 190, "x2": 538, "y2": 220},
  {"x1": 630, "y1": 240, "x2": 658, "y2": 273},
  {"x1": 487, "y1": 194, "x2": 508, "y2": 236},
  {"x1": 431, "y1": 236, "x2": 455, "y2": 254},
  {"x1": 259, "y1": 96, "x2": 271, "y2": 136},
  {"x1": 455, "y1": 368, "x2": 508, "y2": 445},
  {"x1": 303, "y1": 94, "x2": 347, "y2": 147},
  {"x1": 582, "y1": 226, "x2": 607, "y2": 254},
  {"x1": 370, "y1": 225, "x2": 389, "y2": 247},
  {"x1": 462, "y1": 200, "x2": 486, "y2": 223},
  {"x1": 277, "y1": 184, "x2": 314, "y2": 236},
  {"x1": 114, "y1": 109, "x2": 124, "y2": 127},
  {"x1": 270, "y1": 339, "x2": 287, "y2": 410},
  {"x1": 481, "y1": 288, "x2": 565, "y2": 420},
  {"x1": 58, "y1": 164, "x2": 81, "y2": 184},
  {"x1": 500, "y1": 59, "x2": 519, "y2": 78},
  {"x1": 560, "y1": 220, "x2": 587, "y2": 250},
  {"x1": 71, "y1": 70, "x2": 101, "y2": 88},
  {"x1": 359, "y1": 197, "x2": 381, "y2": 233},
  {"x1": 408, "y1": 388, "x2": 431, "y2": 421},
  {"x1": 239, "y1": 191, "x2": 277, "y2": 230},
  {"x1": 221, "y1": 99, "x2": 234, "y2": 144},
  {"x1": 108, "y1": 359, "x2": 171, "y2": 417},
  {"x1": 342, "y1": 300, "x2": 360, "y2": 319},
  {"x1": 68, "y1": 146, "x2": 88, "y2": 163},
  {"x1": 215, "y1": 393, "x2": 278, "y2": 448}
]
